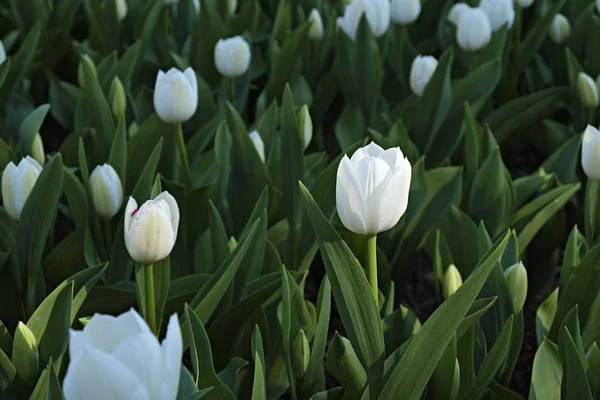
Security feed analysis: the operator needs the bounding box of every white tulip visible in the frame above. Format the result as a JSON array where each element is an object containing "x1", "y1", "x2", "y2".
[
  {"x1": 516, "y1": 0, "x2": 534, "y2": 8},
  {"x1": 249, "y1": 130, "x2": 265, "y2": 163},
  {"x1": 582, "y1": 125, "x2": 600, "y2": 180},
  {"x1": 1, "y1": 156, "x2": 42, "y2": 221},
  {"x1": 124, "y1": 191, "x2": 180, "y2": 264},
  {"x1": 336, "y1": 142, "x2": 411, "y2": 235},
  {"x1": 0, "y1": 40, "x2": 6, "y2": 65},
  {"x1": 504, "y1": 262, "x2": 528, "y2": 313},
  {"x1": 63, "y1": 309, "x2": 182, "y2": 400},
  {"x1": 337, "y1": 0, "x2": 390, "y2": 41},
  {"x1": 89, "y1": 164, "x2": 124, "y2": 220},
  {"x1": 410, "y1": 55, "x2": 438, "y2": 97},
  {"x1": 456, "y1": 7, "x2": 492, "y2": 52},
  {"x1": 31, "y1": 133, "x2": 45, "y2": 166},
  {"x1": 297, "y1": 105, "x2": 313, "y2": 150},
  {"x1": 597, "y1": 0, "x2": 600, "y2": 14},
  {"x1": 479, "y1": 0, "x2": 514, "y2": 32},
  {"x1": 447, "y1": 3, "x2": 469, "y2": 25},
  {"x1": 116, "y1": 0, "x2": 128, "y2": 21},
  {"x1": 153, "y1": 67, "x2": 198, "y2": 123},
  {"x1": 308, "y1": 9, "x2": 325, "y2": 40},
  {"x1": 391, "y1": 0, "x2": 421, "y2": 25},
  {"x1": 549, "y1": 14, "x2": 571, "y2": 44},
  {"x1": 214, "y1": 36, "x2": 251, "y2": 78},
  {"x1": 578, "y1": 72, "x2": 599, "y2": 109}
]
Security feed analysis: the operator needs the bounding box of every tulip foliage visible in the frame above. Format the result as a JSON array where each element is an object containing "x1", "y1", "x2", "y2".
[{"x1": 0, "y1": 0, "x2": 599, "y2": 399}]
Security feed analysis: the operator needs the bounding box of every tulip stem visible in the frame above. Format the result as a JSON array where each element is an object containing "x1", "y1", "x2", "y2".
[
  {"x1": 229, "y1": 78, "x2": 236, "y2": 106},
  {"x1": 175, "y1": 123, "x2": 193, "y2": 188},
  {"x1": 143, "y1": 263, "x2": 158, "y2": 335},
  {"x1": 103, "y1": 220, "x2": 113, "y2": 252},
  {"x1": 366, "y1": 235, "x2": 379, "y2": 309}
]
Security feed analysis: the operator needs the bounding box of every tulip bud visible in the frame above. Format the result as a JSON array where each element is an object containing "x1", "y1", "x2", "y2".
[
  {"x1": 549, "y1": 14, "x2": 571, "y2": 44},
  {"x1": 89, "y1": 164, "x2": 124, "y2": 220},
  {"x1": 124, "y1": 191, "x2": 180, "y2": 263},
  {"x1": 578, "y1": 72, "x2": 599, "y2": 109},
  {"x1": 479, "y1": 0, "x2": 514, "y2": 32},
  {"x1": 228, "y1": 236, "x2": 237, "y2": 251},
  {"x1": 308, "y1": 9, "x2": 325, "y2": 40},
  {"x1": 214, "y1": 36, "x2": 252, "y2": 78},
  {"x1": 63, "y1": 310, "x2": 183, "y2": 400},
  {"x1": 582, "y1": 125, "x2": 600, "y2": 180},
  {"x1": 456, "y1": 7, "x2": 492, "y2": 52},
  {"x1": 504, "y1": 262, "x2": 528, "y2": 313},
  {"x1": 516, "y1": 0, "x2": 534, "y2": 8},
  {"x1": 115, "y1": 0, "x2": 128, "y2": 21},
  {"x1": 1, "y1": 156, "x2": 42, "y2": 220},
  {"x1": 227, "y1": 0, "x2": 237, "y2": 15},
  {"x1": 153, "y1": 67, "x2": 198, "y2": 123},
  {"x1": 409, "y1": 55, "x2": 438, "y2": 97},
  {"x1": 391, "y1": 0, "x2": 421, "y2": 25},
  {"x1": 249, "y1": 130, "x2": 265, "y2": 163},
  {"x1": 337, "y1": 0, "x2": 390, "y2": 41},
  {"x1": 0, "y1": 40, "x2": 6, "y2": 65},
  {"x1": 128, "y1": 121, "x2": 139, "y2": 138},
  {"x1": 443, "y1": 265, "x2": 463, "y2": 299},
  {"x1": 297, "y1": 105, "x2": 313, "y2": 150},
  {"x1": 31, "y1": 133, "x2": 45, "y2": 166},
  {"x1": 292, "y1": 330, "x2": 311, "y2": 378},
  {"x1": 12, "y1": 322, "x2": 39, "y2": 385},
  {"x1": 109, "y1": 77, "x2": 127, "y2": 120},
  {"x1": 78, "y1": 54, "x2": 97, "y2": 89},
  {"x1": 336, "y1": 142, "x2": 411, "y2": 235},
  {"x1": 447, "y1": 3, "x2": 469, "y2": 26}
]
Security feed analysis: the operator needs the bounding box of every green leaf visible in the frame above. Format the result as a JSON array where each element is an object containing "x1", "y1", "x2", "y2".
[
  {"x1": 327, "y1": 333, "x2": 368, "y2": 396},
  {"x1": 251, "y1": 326, "x2": 267, "y2": 400},
  {"x1": 131, "y1": 140, "x2": 163, "y2": 202},
  {"x1": 39, "y1": 282, "x2": 73, "y2": 369},
  {"x1": 0, "y1": 348, "x2": 16, "y2": 391},
  {"x1": 108, "y1": 117, "x2": 127, "y2": 184},
  {"x1": 561, "y1": 328, "x2": 594, "y2": 400},
  {"x1": 19, "y1": 104, "x2": 50, "y2": 157}
]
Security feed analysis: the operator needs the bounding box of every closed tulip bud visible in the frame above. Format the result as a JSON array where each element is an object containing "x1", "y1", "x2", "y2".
[
  {"x1": 480, "y1": 0, "x2": 514, "y2": 32},
  {"x1": 456, "y1": 7, "x2": 492, "y2": 52},
  {"x1": 12, "y1": 322, "x2": 39, "y2": 385},
  {"x1": 293, "y1": 330, "x2": 311, "y2": 378},
  {"x1": 153, "y1": 67, "x2": 198, "y2": 123},
  {"x1": 336, "y1": 142, "x2": 411, "y2": 235},
  {"x1": 504, "y1": 262, "x2": 528, "y2": 313},
  {"x1": 443, "y1": 265, "x2": 463, "y2": 299},
  {"x1": 448, "y1": 3, "x2": 469, "y2": 25},
  {"x1": 89, "y1": 164, "x2": 124, "y2": 220},
  {"x1": 110, "y1": 77, "x2": 127, "y2": 120},
  {"x1": 63, "y1": 310, "x2": 182, "y2": 400},
  {"x1": 2, "y1": 156, "x2": 42, "y2": 220},
  {"x1": 308, "y1": 9, "x2": 325, "y2": 40},
  {"x1": 214, "y1": 36, "x2": 252, "y2": 78},
  {"x1": 0, "y1": 40, "x2": 6, "y2": 65},
  {"x1": 578, "y1": 72, "x2": 599, "y2": 109},
  {"x1": 116, "y1": 0, "x2": 128, "y2": 21},
  {"x1": 391, "y1": 0, "x2": 421, "y2": 25},
  {"x1": 516, "y1": 0, "x2": 534, "y2": 8},
  {"x1": 31, "y1": 133, "x2": 45, "y2": 165},
  {"x1": 227, "y1": 0, "x2": 237, "y2": 15},
  {"x1": 124, "y1": 191, "x2": 180, "y2": 264},
  {"x1": 337, "y1": 0, "x2": 390, "y2": 41},
  {"x1": 582, "y1": 125, "x2": 600, "y2": 180},
  {"x1": 78, "y1": 55, "x2": 97, "y2": 89},
  {"x1": 228, "y1": 236, "x2": 237, "y2": 251},
  {"x1": 410, "y1": 55, "x2": 438, "y2": 97},
  {"x1": 249, "y1": 130, "x2": 265, "y2": 163},
  {"x1": 549, "y1": 14, "x2": 571, "y2": 44},
  {"x1": 297, "y1": 105, "x2": 313, "y2": 150}
]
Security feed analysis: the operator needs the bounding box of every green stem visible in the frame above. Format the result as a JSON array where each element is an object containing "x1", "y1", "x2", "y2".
[
  {"x1": 229, "y1": 78, "x2": 236, "y2": 106},
  {"x1": 366, "y1": 235, "x2": 379, "y2": 309},
  {"x1": 175, "y1": 122, "x2": 193, "y2": 188},
  {"x1": 144, "y1": 263, "x2": 157, "y2": 335},
  {"x1": 103, "y1": 220, "x2": 113, "y2": 253}
]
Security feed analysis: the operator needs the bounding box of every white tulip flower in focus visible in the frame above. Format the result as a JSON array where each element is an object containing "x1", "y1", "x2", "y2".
[
  {"x1": 582, "y1": 125, "x2": 600, "y2": 180},
  {"x1": 1, "y1": 156, "x2": 42, "y2": 221},
  {"x1": 89, "y1": 164, "x2": 124, "y2": 220},
  {"x1": 153, "y1": 67, "x2": 198, "y2": 123}
]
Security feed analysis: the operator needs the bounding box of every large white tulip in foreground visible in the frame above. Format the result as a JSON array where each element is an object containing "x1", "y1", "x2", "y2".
[
  {"x1": 125, "y1": 191, "x2": 180, "y2": 264},
  {"x1": 1, "y1": 156, "x2": 42, "y2": 220},
  {"x1": 582, "y1": 125, "x2": 600, "y2": 180},
  {"x1": 337, "y1": 0, "x2": 390, "y2": 41},
  {"x1": 89, "y1": 164, "x2": 123, "y2": 219},
  {"x1": 63, "y1": 309, "x2": 182, "y2": 400},
  {"x1": 153, "y1": 67, "x2": 198, "y2": 123},
  {"x1": 336, "y1": 142, "x2": 411, "y2": 235}
]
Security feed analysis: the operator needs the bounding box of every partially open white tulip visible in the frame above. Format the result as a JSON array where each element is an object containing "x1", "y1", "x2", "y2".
[
  {"x1": 578, "y1": 72, "x2": 599, "y2": 109},
  {"x1": 455, "y1": 6, "x2": 492, "y2": 52},
  {"x1": 479, "y1": 0, "x2": 514, "y2": 32},
  {"x1": 249, "y1": 130, "x2": 265, "y2": 163},
  {"x1": 391, "y1": 0, "x2": 421, "y2": 25},
  {"x1": 63, "y1": 309, "x2": 182, "y2": 400},
  {"x1": 516, "y1": 0, "x2": 534, "y2": 8},
  {"x1": 337, "y1": 0, "x2": 390, "y2": 41},
  {"x1": 89, "y1": 164, "x2": 123, "y2": 220},
  {"x1": 0, "y1": 40, "x2": 6, "y2": 65},
  {"x1": 504, "y1": 262, "x2": 528, "y2": 313},
  {"x1": 410, "y1": 55, "x2": 438, "y2": 97},
  {"x1": 154, "y1": 67, "x2": 198, "y2": 124},
  {"x1": 124, "y1": 191, "x2": 180, "y2": 264},
  {"x1": 582, "y1": 125, "x2": 600, "y2": 180},
  {"x1": 1, "y1": 156, "x2": 42, "y2": 220},
  {"x1": 214, "y1": 36, "x2": 251, "y2": 78},
  {"x1": 447, "y1": 3, "x2": 469, "y2": 25},
  {"x1": 297, "y1": 105, "x2": 313, "y2": 150},
  {"x1": 336, "y1": 142, "x2": 411, "y2": 235},
  {"x1": 549, "y1": 14, "x2": 571, "y2": 44},
  {"x1": 31, "y1": 133, "x2": 45, "y2": 166},
  {"x1": 308, "y1": 9, "x2": 325, "y2": 40}
]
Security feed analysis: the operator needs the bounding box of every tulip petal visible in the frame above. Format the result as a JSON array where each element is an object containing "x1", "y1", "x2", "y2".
[
  {"x1": 2, "y1": 162, "x2": 20, "y2": 219},
  {"x1": 125, "y1": 197, "x2": 138, "y2": 231},
  {"x1": 379, "y1": 147, "x2": 403, "y2": 170},
  {"x1": 354, "y1": 156, "x2": 390, "y2": 199},
  {"x1": 63, "y1": 347, "x2": 150, "y2": 400},
  {"x1": 375, "y1": 158, "x2": 412, "y2": 232},
  {"x1": 154, "y1": 191, "x2": 180, "y2": 235},
  {"x1": 183, "y1": 67, "x2": 198, "y2": 94},
  {"x1": 160, "y1": 314, "x2": 183, "y2": 399},
  {"x1": 155, "y1": 70, "x2": 166, "y2": 89},
  {"x1": 336, "y1": 156, "x2": 367, "y2": 234}
]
